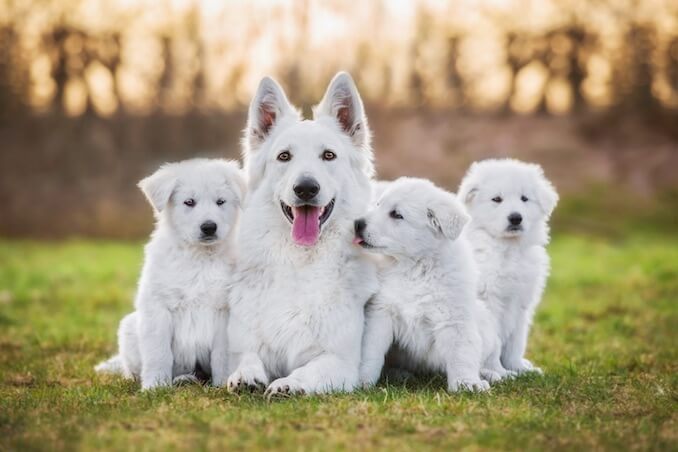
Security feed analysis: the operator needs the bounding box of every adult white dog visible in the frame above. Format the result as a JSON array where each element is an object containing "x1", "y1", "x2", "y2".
[
  {"x1": 355, "y1": 178, "x2": 511, "y2": 392},
  {"x1": 458, "y1": 159, "x2": 558, "y2": 375},
  {"x1": 95, "y1": 158, "x2": 246, "y2": 390},
  {"x1": 226, "y1": 72, "x2": 378, "y2": 396}
]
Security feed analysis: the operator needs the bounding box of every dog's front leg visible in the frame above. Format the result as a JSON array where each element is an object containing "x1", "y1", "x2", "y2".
[
  {"x1": 226, "y1": 352, "x2": 269, "y2": 392},
  {"x1": 265, "y1": 353, "x2": 358, "y2": 397},
  {"x1": 210, "y1": 310, "x2": 230, "y2": 387},
  {"x1": 480, "y1": 342, "x2": 514, "y2": 383},
  {"x1": 138, "y1": 307, "x2": 173, "y2": 390},
  {"x1": 226, "y1": 313, "x2": 269, "y2": 392},
  {"x1": 359, "y1": 306, "x2": 393, "y2": 388},
  {"x1": 501, "y1": 318, "x2": 542, "y2": 375},
  {"x1": 436, "y1": 324, "x2": 489, "y2": 392}
]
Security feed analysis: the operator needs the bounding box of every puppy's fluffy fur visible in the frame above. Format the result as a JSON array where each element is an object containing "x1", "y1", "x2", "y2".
[
  {"x1": 458, "y1": 159, "x2": 558, "y2": 374},
  {"x1": 95, "y1": 158, "x2": 246, "y2": 390},
  {"x1": 226, "y1": 73, "x2": 378, "y2": 397},
  {"x1": 356, "y1": 178, "x2": 510, "y2": 392}
]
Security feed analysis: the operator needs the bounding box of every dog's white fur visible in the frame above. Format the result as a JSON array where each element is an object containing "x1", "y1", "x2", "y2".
[
  {"x1": 357, "y1": 178, "x2": 513, "y2": 392},
  {"x1": 226, "y1": 72, "x2": 378, "y2": 396},
  {"x1": 95, "y1": 158, "x2": 246, "y2": 390},
  {"x1": 458, "y1": 159, "x2": 558, "y2": 374}
]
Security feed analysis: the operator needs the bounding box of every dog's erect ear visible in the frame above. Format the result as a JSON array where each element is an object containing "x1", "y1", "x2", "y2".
[
  {"x1": 533, "y1": 166, "x2": 559, "y2": 217},
  {"x1": 245, "y1": 77, "x2": 298, "y2": 152},
  {"x1": 138, "y1": 164, "x2": 178, "y2": 214},
  {"x1": 314, "y1": 72, "x2": 370, "y2": 148},
  {"x1": 427, "y1": 193, "x2": 471, "y2": 241}
]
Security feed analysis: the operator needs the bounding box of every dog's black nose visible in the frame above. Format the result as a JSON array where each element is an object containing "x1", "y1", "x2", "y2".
[
  {"x1": 293, "y1": 177, "x2": 320, "y2": 201},
  {"x1": 200, "y1": 221, "x2": 217, "y2": 236},
  {"x1": 508, "y1": 212, "x2": 522, "y2": 225},
  {"x1": 354, "y1": 218, "x2": 367, "y2": 237}
]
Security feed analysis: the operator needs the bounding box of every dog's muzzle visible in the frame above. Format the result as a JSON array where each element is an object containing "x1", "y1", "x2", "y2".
[
  {"x1": 280, "y1": 198, "x2": 335, "y2": 247},
  {"x1": 506, "y1": 212, "x2": 523, "y2": 232},
  {"x1": 352, "y1": 218, "x2": 376, "y2": 248}
]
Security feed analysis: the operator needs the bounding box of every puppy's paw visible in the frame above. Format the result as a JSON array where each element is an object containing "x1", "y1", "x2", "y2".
[
  {"x1": 507, "y1": 359, "x2": 543, "y2": 376},
  {"x1": 448, "y1": 378, "x2": 490, "y2": 393},
  {"x1": 479, "y1": 369, "x2": 503, "y2": 384},
  {"x1": 264, "y1": 377, "x2": 306, "y2": 400},
  {"x1": 481, "y1": 367, "x2": 517, "y2": 383},
  {"x1": 226, "y1": 368, "x2": 268, "y2": 394},
  {"x1": 141, "y1": 375, "x2": 172, "y2": 391},
  {"x1": 173, "y1": 374, "x2": 200, "y2": 386},
  {"x1": 521, "y1": 359, "x2": 543, "y2": 375},
  {"x1": 505, "y1": 369, "x2": 519, "y2": 378}
]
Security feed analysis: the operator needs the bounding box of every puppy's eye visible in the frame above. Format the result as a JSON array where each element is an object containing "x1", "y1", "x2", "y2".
[
  {"x1": 521, "y1": 195, "x2": 528, "y2": 202},
  {"x1": 389, "y1": 210, "x2": 404, "y2": 220},
  {"x1": 492, "y1": 196, "x2": 503, "y2": 203},
  {"x1": 184, "y1": 199, "x2": 196, "y2": 207},
  {"x1": 322, "y1": 150, "x2": 336, "y2": 161},
  {"x1": 216, "y1": 199, "x2": 225, "y2": 206},
  {"x1": 277, "y1": 151, "x2": 291, "y2": 162}
]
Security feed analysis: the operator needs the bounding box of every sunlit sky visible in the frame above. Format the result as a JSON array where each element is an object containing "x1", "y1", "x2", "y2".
[{"x1": 3, "y1": 0, "x2": 677, "y2": 115}]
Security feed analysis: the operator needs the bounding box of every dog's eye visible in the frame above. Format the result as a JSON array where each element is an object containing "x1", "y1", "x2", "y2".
[
  {"x1": 184, "y1": 199, "x2": 196, "y2": 207},
  {"x1": 277, "y1": 151, "x2": 291, "y2": 162},
  {"x1": 521, "y1": 195, "x2": 528, "y2": 202},
  {"x1": 492, "y1": 196, "x2": 503, "y2": 203},
  {"x1": 216, "y1": 199, "x2": 225, "y2": 206},
  {"x1": 322, "y1": 150, "x2": 336, "y2": 161},
  {"x1": 389, "y1": 210, "x2": 404, "y2": 220}
]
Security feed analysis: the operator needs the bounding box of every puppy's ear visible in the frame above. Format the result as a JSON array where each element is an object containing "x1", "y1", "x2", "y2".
[
  {"x1": 230, "y1": 168, "x2": 248, "y2": 207},
  {"x1": 245, "y1": 77, "x2": 299, "y2": 152},
  {"x1": 461, "y1": 187, "x2": 478, "y2": 205},
  {"x1": 314, "y1": 72, "x2": 370, "y2": 149},
  {"x1": 138, "y1": 164, "x2": 178, "y2": 214},
  {"x1": 534, "y1": 167, "x2": 559, "y2": 217},
  {"x1": 458, "y1": 162, "x2": 480, "y2": 206},
  {"x1": 427, "y1": 193, "x2": 471, "y2": 241}
]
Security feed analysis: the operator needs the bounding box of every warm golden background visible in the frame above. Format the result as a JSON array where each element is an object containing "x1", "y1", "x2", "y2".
[{"x1": 1, "y1": 0, "x2": 677, "y2": 237}]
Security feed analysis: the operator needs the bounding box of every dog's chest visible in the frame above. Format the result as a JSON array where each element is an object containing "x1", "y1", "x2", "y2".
[
  {"x1": 150, "y1": 257, "x2": 231, "y2": 312},
  {"x1": 234, "y1": 251, "x2": 374, "y2": 351},
  {"x1": 475, "y1": 246, "x2": 542, "y2": 321},
  {"x1": 249, "y1": 267, "x2": 357, "y2": 334},
  {"x1": 172, "y1": 306, "x2": 221, "y2": 348},
  {"x1": 379, "y1": 272, "x2": 452, "y2": 346}
]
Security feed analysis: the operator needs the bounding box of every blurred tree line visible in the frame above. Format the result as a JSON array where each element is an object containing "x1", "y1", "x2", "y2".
[
  {"x1": 1, "y1": 0, "x2": 677, "y2": 238},
  {"x1": 1, "y1": 0, "x2": 677, "y2": 121}
]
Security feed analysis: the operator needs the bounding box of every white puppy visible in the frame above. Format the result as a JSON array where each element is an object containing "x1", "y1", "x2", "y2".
[
  {"x1": 226, "y1": 73, "x2": 378, "y2": 397},
  {"x1": 356, "y1": 177, "x2": 509, "y2": 392},
  {"x1": 95, "y1": 158, "x2": 246, "y2": 390},
  {"x1": 458, "y1": 159, "x2": 558, "y2": 375}
]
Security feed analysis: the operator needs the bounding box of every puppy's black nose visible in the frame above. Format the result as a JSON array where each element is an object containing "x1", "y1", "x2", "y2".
[
  {"x1": 200, "y1": 221, "x2": 217, "y2": 236},
  {"x1": 293, "y1": 177, "x2": 320, "y2": 201},
  {"x1": 354, "y1": 218, "x2": 367, "y2": 237},
  {"x1": 508, "y1": 212, "x2": 522, "y2": 225}
]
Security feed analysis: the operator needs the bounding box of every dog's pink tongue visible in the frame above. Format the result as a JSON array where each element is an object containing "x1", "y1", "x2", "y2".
[{"x1": 292, "y1": 206, "x2": 322, "y2": 246}]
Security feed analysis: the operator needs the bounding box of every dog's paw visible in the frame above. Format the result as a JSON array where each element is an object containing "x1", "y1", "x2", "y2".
[
  {"x1": 481, "y1": 367, "x2": 517, "y2": 383},
  {"x1": 226, "y1": 368, "x2": 268, "y2": 393},
  {"x1": 507, "y1": 359, "x2": 543, "y2": 376},
  {"x1": 448, "y1": 378, "x2": 490, "y2": 393},
  {"x1": 264, "y1": 377, "x2": 306, "y2": 400},
  {"x1": 521, "y1": 359, "x2": 543, "y2": 375},
  {"x1": 141, "y1": 375, "x2": 172, "y2": 391},
  {"x1": 480, "y1": 369, "x2": 503, "y2": 384},
  {"x1": 173, "y1": 374, "x2": 200, "y2": 386}
]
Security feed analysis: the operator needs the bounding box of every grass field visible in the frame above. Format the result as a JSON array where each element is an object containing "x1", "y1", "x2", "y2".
[{"x1": 0, "y1": 233, "x2": 676, "y2": 451}]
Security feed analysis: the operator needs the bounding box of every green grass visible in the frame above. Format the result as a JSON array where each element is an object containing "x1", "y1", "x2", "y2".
[{"x1": 0, "y1": 234, "x2": 676, "y2": 451}]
